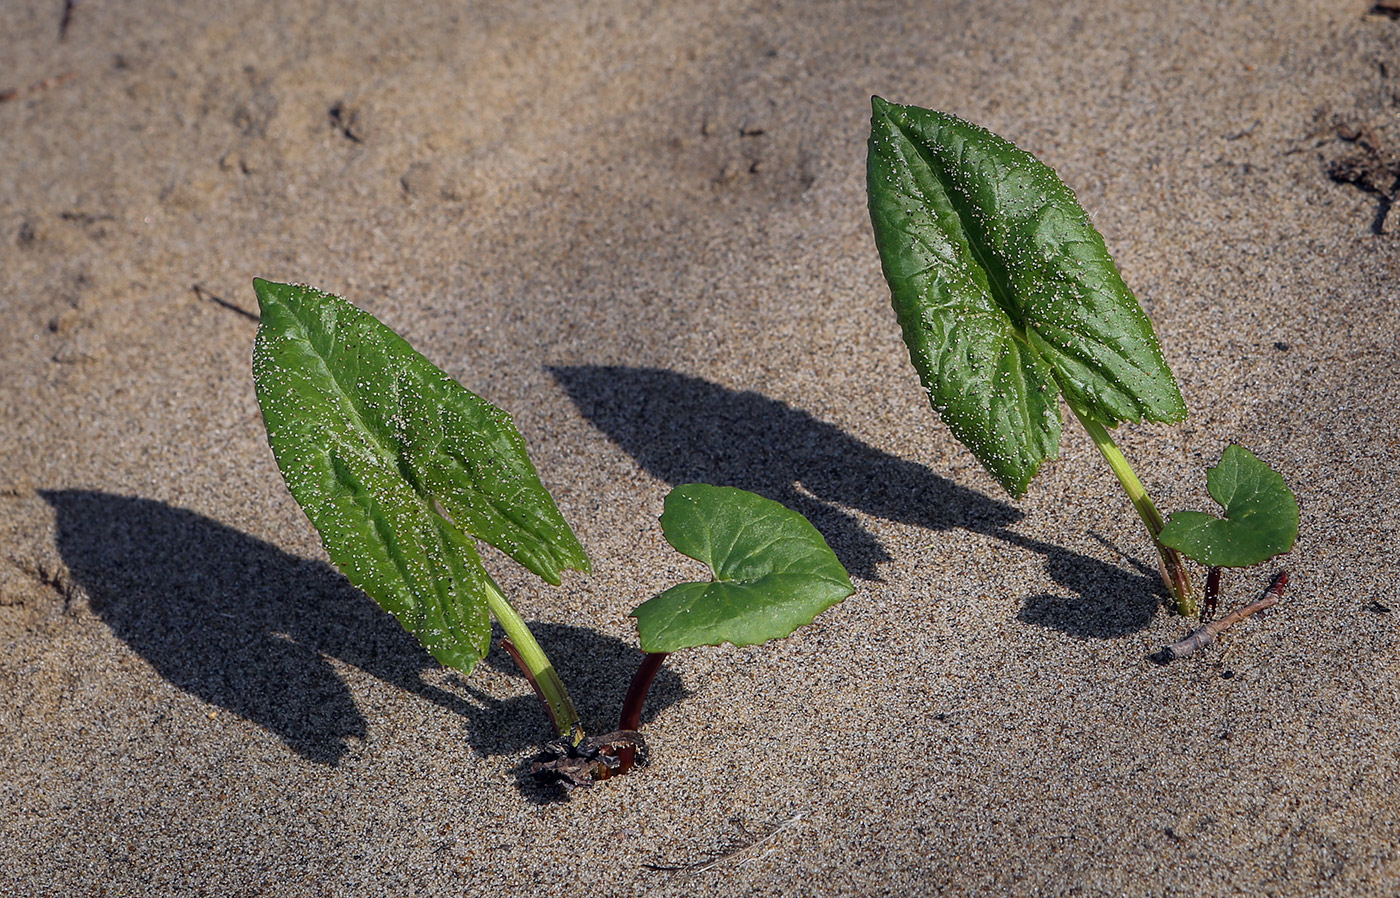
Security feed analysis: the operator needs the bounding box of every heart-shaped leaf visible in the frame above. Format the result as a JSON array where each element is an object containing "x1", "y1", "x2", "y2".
[
  {"x1": 1158, "y1": 444, "x2": 1298, "y2": 567},
  {"x1": 631, "y1": 484, "x2": 855, "y2": 653},
  {"x1": 252, "y1": 279, "x2": 589, "y2": 674},
  {"x1": 866, "y1": 98, "x2": 1187, "y2": 496}
]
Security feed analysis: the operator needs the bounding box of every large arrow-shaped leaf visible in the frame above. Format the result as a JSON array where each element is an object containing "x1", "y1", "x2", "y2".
[
  {"x1": 252, "y1": 279, "x2": 589, "y2": 674},
  {"x1": 631, "y1": 484, "x2": 855, "y2": 653},
  {"x1": 1158, "y1": 445, "x2": 1299, "y2": 567},
  {"x1": 867, "y1": 98, "x2": 1187, "y2": 497}
]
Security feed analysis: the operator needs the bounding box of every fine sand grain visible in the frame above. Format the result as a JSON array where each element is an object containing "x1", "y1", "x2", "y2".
[{"x1": 3, "y1": 1, "x2": 1398, "y2": 894}]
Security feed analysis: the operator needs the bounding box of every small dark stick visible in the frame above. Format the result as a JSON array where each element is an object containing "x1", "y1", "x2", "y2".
[
  {"x1": 1201, "y1": 566, "x2": 1222, "y2": 621},
  {"x1": 1151, "y1": 570, "x2": 1289, "y2": 665},
  {"x1": 59, "y1": 0, "x2": 77, "y2": 40}
]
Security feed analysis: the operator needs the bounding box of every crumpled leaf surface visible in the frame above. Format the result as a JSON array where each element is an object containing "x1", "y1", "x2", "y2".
[
  {"x1": 631, "y1": 484, "x2": 854, "y2": 653},
  {"x1": 1158, "y1": 444, "x2": 1299, "y2": 567},
  {"x1": 252, "y1": 279, "x2": 589, "y2": 674},
  {"x1": 867, "y1": 97, "x2": 1187, "y2": 496}
]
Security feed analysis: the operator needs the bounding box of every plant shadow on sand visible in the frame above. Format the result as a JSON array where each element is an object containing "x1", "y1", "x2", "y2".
[
  {"x1": 41, "y1": 491, "x2": 683, "y2": 766},
  {"x1": 549, "y1": 366, "x2": 1162, "y2": 638}
]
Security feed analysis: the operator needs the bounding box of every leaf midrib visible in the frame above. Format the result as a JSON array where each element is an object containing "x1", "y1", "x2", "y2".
[
  {"x1": 280, "y1": 302, "x2": 435, "y2": 519},
  {"x1": 891, "y1": 117, "x2": 1031, "y2": 347}
]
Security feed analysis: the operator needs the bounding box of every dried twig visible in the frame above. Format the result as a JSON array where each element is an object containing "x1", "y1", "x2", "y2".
[
  {"x1": 0, "y1": 70, "x2": 76, "y2": 104},
  {"x1": 643, "y1": 813, "x2": 805, "y2": 873},
  {"x1": 59, "y1": 0, "x2": 77, "y2": 40},
  {"x1": 1326, "y1": 124, "x2": 1400, "y2": 235},
  {"x1": 1151, "y1": 570, "x2": 1289, "y2": 664}
]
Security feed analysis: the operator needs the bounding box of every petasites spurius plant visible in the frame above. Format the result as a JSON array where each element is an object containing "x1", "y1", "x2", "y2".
[
  {"x1": 865, "y1": 98, "x2": 1297, "y2": 617},
  {"x1": 251, "y1": 279, "x2": 853, "y2": 789}
]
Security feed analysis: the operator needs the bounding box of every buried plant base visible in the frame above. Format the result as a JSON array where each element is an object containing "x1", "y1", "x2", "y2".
[
  {"x1": 1150, "y1": 445, "x2": 1298, "y2": 661},
  {"x1": 250, "y1": 280, "x2": 854, "y2": 791},
  {"x1": 865, "y1": 98, "x2": 1299, "y2": 621}
]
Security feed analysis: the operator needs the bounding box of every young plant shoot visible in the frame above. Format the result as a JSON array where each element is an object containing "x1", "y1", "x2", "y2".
[
  {"x1": 865, "y1": 98, "x2": 1298, "y2": 617},
  {"x1": 251, "y1": 280, "x2": 853, "y2": 789},
  {"x1": 1151, "y1": 445, "x2": 1298, "y2": 658},
  {"x1": 539, "y1": 483, "x2": 855, "y2": 787}
]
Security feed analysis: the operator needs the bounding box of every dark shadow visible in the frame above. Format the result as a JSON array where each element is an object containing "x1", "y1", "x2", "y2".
[
  {"x1": 549, "y1": 366, "x2": 1023, "y2": 581},
  {"x1": 1016, "y1": 544, "x2": 1163, "y2": 639},
  {"x1": 550, "y1": 366, "x2": 1167, "y2": 637},
  {"x1": 1016, "y1": 529, "x2": 1164, "y2": 639},
  {"x1": 41, "y1": 491, "x2": 684, "y2": 765}
]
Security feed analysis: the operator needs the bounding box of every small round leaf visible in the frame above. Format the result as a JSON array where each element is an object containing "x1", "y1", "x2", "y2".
[
  {"x1": 1158, "y1": 445, "x2": 1299, "y2": 568},
  {"x1": 631, "y1": 484, "x2": 855, "y2": 652}
]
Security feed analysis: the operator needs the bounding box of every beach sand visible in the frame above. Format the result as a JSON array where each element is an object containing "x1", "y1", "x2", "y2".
[{"x1": 3, "y1": 0, "x2": 1398, "y2": 893}]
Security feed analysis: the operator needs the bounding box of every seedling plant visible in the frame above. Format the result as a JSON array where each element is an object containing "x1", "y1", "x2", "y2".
[
  {"x1": 251, "y1": 280, "x2": 854, "y2": 789},
  {"x1": 246, "y1": 98, "x2": 1288, "y2": 791},
  {"x1": 865, "y1": 98, "x2": 1298, "y2": 626}
]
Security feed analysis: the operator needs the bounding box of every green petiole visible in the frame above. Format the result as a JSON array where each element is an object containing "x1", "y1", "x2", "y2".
[
  {"x1": 1072, "y1": 407, "x2": 1197, "y2": 615},
  {"x1": 484, "y1": 576, "x2": 582, "y2": 743}
]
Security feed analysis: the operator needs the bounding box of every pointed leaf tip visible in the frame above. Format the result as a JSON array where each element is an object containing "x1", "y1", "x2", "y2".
[
  {"x1": 251, "y1": 277, "x2": 276, "y2": 315},
  {"x1": 631, "y1": 484, "x2": 855, "y2": 653},
  {"x1": 866, "y1": 100, "x2": 1186, "y2": 497},
  {"x1": 251, "y1": 280, "x2": 590, "y2": 673}
]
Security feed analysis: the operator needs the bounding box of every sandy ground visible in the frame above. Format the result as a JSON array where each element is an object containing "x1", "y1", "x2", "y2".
[{"x1": 3, "y1": 0, "x2": 1399, "y2": 894}]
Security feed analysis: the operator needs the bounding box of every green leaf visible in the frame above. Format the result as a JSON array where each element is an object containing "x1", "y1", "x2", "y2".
[
  {"x1": 866, "y1": 97, "x2": 1186, "y2": 497},
  {"x1": 251, "y1": 279, "x2": 589, "y2": 674},
  {"x1": 631, "y1": 484, "x2": 855, "y2": 653},
  {"x1": 1158, "y1": 445, "x2": 1299, "y2": 567}
]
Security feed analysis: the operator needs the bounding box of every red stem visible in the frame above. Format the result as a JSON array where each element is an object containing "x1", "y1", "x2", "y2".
[
  {"x1": 621, "y1": 651, "x2": 668, "y2": 731},
  {"x1": 613, "y1": 651, "x2": 668, "y2": 774},
  {"x1": 1203, "y1": 566, "x2": 1222, "y2": 621}
]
